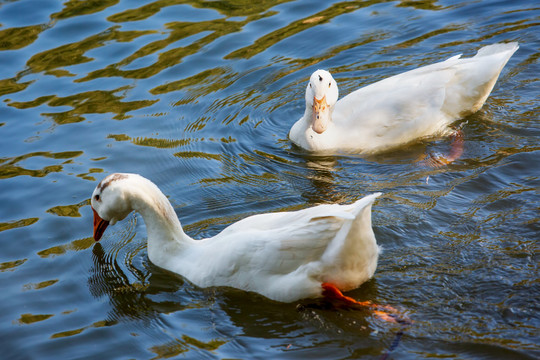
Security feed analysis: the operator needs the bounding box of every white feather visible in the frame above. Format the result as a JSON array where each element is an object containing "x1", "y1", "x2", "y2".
[
  {"x1": 289, "y1": 42, "x2": 518, "y2": 153},
  {"x1": 91, "y1": 174, "x2": 381, "y2": 302}
]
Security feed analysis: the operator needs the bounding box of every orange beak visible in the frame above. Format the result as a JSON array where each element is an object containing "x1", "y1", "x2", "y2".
[
  {"x1": 92, "y1": 207, "x2": 109, "y2": 241},
  {"x1": 311, "y1": 95, "x2": 329, "y2": 134}
]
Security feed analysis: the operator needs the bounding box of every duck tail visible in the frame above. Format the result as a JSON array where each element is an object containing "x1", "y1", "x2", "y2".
[
  {"x1": 475, "y1": 42, "x2": 519, "y2": 58},
  {"x1": 320, "y1": 193, "x2": 381, "y2": 269},
  {"x1": 350, "y1": 192, "x2": 382, "y2": 217},
  {"x1": 467, "y1": 42, "x2": 519, "y2": 113}
]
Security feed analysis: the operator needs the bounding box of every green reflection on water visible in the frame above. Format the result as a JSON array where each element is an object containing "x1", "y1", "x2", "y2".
[
  {"x1": 391, "y1": 24, "x2": 464, "y2": 50},
  {"x1": 47, "y1": 199, "x2": 89, "y2": 218},
  {"x1": 9, "y1": 87, "x2": 158, "y2": 124},
  {"x1": 0, "y1": 258, "x2": 28, "y2": 272},
  {"x1": 50, "y1": 319, "x2": 115, "y2": 339},
  {"x1": 0, "y1": 25, "x2": 44, "y2": 51},
  {"x1": 442, "y1": 17, "x2": 540, "y2": 49},
  {"x1": 107, "y1": 134, "x2": 131, "y2": 142},
  {"x1": 16, "y1": 313, "x2": 54, "y2": 325},
  {"x1": 51, "y1": 0, "x2": 120, "y2": 20},
  {"x1": 82, "y1": 3, "x2": 286, "y2": 82},
  {"x1": 225, "y1": 1, "x2": 379, "y2": 59},
  {"x1": 132, "y1": 137, "x2": 190, "y2": 149},
  {"x1": 45, "y1": 69, "x2": 76, "y2": 78},
  {"x1": 80, "y1": 20, "x2": 245, "y2": 81},
  {"x1": 149, "y1": 335, "x2": 226, "y2": 359},
  {"x1": 51, "y1": 327, "x2": 85, "y2": 339},
  {"x1": 8, "y1": 95, "x2": 55, "y2": 109},
  {"x1": 23, "y1": 279, "x2": 59, "y2": 291},
  {"x1": 0, "y1": 77, "x2": 33, "y2": 97},
  {"x1": 25, "y1": 26, "x2": 155, "y2": 75},
  {"x1": 0, "y1": 151, "x2": 83, "y2": 178},
  {"x1": 77, "y1": 168, "x2": 104, "y2": 182},
  {"x1": 37, "y1": 237, "x2": 95, "y2": 258},
  {"x1": 397, "y1": 0, "x2": 443, "y2": 11},
  {"x1": 108, "y1": 0, "x2": 291, "y2": 22},
  {"x1": 0, "y1": 0, "x2": 295, "y2": 97},
  {"x1": 150, "y1": 67, "x2": 230, "y2": 95},
  {"x1": 1, "y1": 151, "x2": 82, "y2": 163},
  {"x1": 174, "y1": 151, "x2": 221, "y2": 161},
  {"x1": 0, "y1": 218, "x2": 39, "y2": 232},
  {"x1": 107, "y1": 133, "x2": 192, "y2": 149},
  {"x1": 0, "y1": 164, "x2": 63, "y2": 179}
]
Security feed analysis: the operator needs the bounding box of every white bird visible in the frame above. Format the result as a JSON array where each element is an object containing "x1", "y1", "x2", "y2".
[
  {"x1": 289, "y1": 43, "x2": 518, "y2": 154},
  {"x1": 91, "y1": 173, "x2": 386, "y2": 308}
]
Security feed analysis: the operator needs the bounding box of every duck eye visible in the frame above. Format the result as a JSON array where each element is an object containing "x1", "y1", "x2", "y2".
[
  {"x1": 309, "y1": 83, "x2": 312, "y2": 88},
  {"x1": 328, "y1": 82, "x2": 331, "y2": 87},
  {"x1": 94, "y1": 194, "x2": 100, "y2": 201}
]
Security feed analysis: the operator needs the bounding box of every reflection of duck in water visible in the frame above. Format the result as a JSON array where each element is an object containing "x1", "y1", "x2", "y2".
[
  {"x1": 290, "y1": 43, "x2": 518, "y2": 163},
  {"x1": 88, "y1": 242, "x2": 187, "y2": 321},
  {"x1": 298, "y1": 155, "x2": 341, "y2": 204},
  {"x1": 91, "y1": 173, "x2": 401, "y2": 322}
]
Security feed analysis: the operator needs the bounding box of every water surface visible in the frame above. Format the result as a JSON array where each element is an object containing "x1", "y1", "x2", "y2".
[{"x1": 0, "y1": 0, "x2": 539, "y2": 359}]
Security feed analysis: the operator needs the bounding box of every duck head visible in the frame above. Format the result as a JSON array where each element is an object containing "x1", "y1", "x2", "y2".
[
  {"x1": 306, "y1": 69, "x2": 339, "y2": 134},
  {"x1": 91, "y1": 173, "x2": 134, "y2": 241}
]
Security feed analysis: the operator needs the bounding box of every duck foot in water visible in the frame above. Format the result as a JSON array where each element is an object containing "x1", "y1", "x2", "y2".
[{"x1": 321, "y1": 283, "x2": 411, "y2": 325}]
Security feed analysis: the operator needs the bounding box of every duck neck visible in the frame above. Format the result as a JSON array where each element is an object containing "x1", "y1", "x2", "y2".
[
  {"x1": 128, "y1": 179, "x2": 194, "y2": 267},
  {"x1": 303, "y1": 103, "x2": 334, "y2": 129}
]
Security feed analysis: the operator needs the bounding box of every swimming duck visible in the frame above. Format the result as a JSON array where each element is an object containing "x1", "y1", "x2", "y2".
[
  {"x1": 91, "y1": 173, "x2": 390, "y2": 313},
  {"x1": 289, "y1": 42, "x2": 518, "y2": 154}
]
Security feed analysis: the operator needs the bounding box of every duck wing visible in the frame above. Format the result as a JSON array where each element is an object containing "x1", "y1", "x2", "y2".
[
  {"x1": 333, "y1": 66, "x2": 457, "y2": 150},
  {"x1": 332, "y1": 43, "x2": 518, "y2": 152},
  {"x1": 216, "y1": 202, "x2": 360, "y2": 274},
  {"x1": 202, "y1": 193, "x2": 381, "y2": 301}
]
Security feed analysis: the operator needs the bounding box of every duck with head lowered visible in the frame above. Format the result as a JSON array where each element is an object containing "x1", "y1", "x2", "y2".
[
  {"x1": 289, "y1": 43, "x2": 518, "y2": 157},
  {"x1": 91, "y1": 173, "x2": 401, "y2": 321}
]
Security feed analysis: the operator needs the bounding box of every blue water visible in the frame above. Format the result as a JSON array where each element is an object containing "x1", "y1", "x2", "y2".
[{"x1": 0, "y1": 0, "x2": 538, "y2": 359}]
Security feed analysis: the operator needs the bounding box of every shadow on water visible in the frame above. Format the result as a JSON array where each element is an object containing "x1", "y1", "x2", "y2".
[
  {"x1": 87, "y1": 240, "x2": 407, "y2": 358},
  {"x1": 89, "y1": 242, "x2": 187, "y2": 322}
]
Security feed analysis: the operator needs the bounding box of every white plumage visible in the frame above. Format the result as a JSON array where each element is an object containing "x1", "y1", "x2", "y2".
[
  {"x1": 289, "y1": 43, "x2": 518, "y2": 153},
  {"x1": 91, "y1": 173, "x2": 381, "y2": 302}
]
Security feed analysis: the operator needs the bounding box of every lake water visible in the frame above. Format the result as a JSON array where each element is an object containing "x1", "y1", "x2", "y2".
[{"x1": 0, "y1": 0, "x2": 538, "y2": 359}]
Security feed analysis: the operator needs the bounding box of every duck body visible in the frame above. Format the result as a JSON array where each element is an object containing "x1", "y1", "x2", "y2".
[
  {"x1": 91, "y1": 173, "x2": 381, "y2": 302},
  {"x1": 289, "y1": 42, "x2": 518, "y2": 153}
]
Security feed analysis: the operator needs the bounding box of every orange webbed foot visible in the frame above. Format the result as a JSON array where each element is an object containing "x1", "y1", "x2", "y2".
[
  {"x1": 419, "y1": 130, "x2": 464, "y2": 167},
  {"x1": 321, "y1": 283, "x2": 411, "y2": 325}
]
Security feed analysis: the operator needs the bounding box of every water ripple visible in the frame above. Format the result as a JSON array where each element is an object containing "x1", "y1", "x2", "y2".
[{"x1": 0, "y1": 0, "x2": 538, "y2": 359}]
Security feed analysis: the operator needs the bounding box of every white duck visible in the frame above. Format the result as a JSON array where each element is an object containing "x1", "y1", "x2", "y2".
[
  {"x1": 289, "y1": 42, "x2": 518, "y2": 153},
  {"x1": 91, "y1": 173, "x2": 384, "y2": 307}
]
